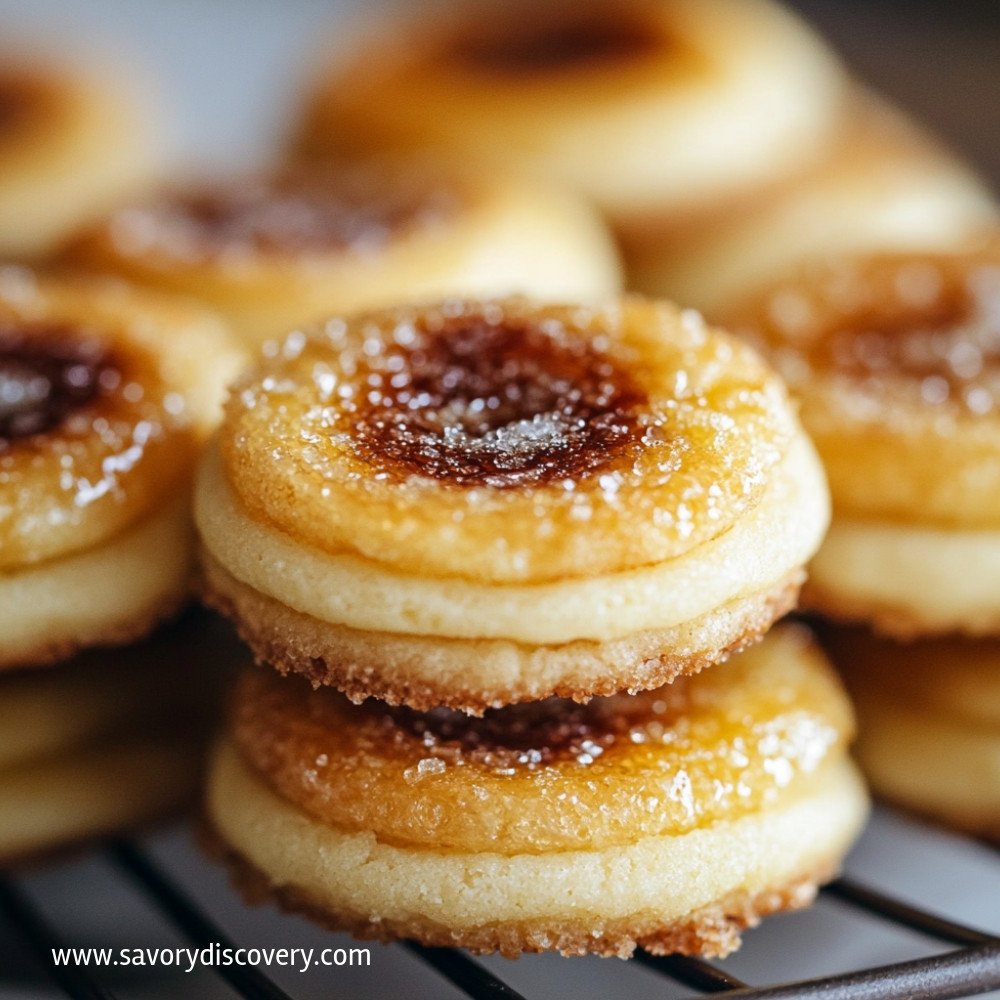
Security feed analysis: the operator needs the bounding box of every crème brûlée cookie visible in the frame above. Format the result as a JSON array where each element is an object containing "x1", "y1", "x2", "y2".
[
  {"x1": 0, "y1": 610, "x2": 240, "y2": 862},
  {"x1": 0, "y1": 60, "x2": 155, "y2": 260},
  {"x1": 197, "y1": 296, "x2": 831, "y2": 713},
  {"x1": 624, "y1": 95, "x2": 997, "y2": 315},
  {"x1": 725, "y1": 248, "x2": 1000, "y2": 637},
  {"x1": 59, "y1": 166, "x2": 621, "y2": 348},
  {"x1": 293, "y1": 0, "x2": 846, "y2": 227},
  {"x1": 206, "y1": 626, "x2": 869, "y2": 958},
  {"x1": 0, "y1": 267, "x2": 245, "y2": 670},
  {"x1": 825, "y1": 627, "x2": 1000, "y2": 842}
]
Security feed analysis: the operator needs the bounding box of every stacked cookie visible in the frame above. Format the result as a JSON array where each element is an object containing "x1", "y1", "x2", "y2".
[
  {"x1": 0, "y1": 263, "x2": 244, "y2": 859},
  {"x1": 726, "y1": 247, "x2": 1000, "y2": 841},
  {"x1": 199, "y1": 296, "x2": 868, "y2": 957}
]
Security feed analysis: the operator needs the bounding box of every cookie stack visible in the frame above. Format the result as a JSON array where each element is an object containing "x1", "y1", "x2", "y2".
[
  {"x1": 199, "y1": 295, "x2": 868, "y2": 957},
  {"x1": 726, "y1": 247, "x2": 1000, "y2": 842},
  {"x1": 0, "y1": 264, "x2": 244, "y2": 859}
]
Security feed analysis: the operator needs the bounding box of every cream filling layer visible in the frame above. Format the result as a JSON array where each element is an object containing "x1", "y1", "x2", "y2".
[
  {"x1": 196, "y1": 433, "x2": 829, "y2": 645},
  {"x1": 209, "y1": 741, "x2": 866, "y2": 929},
  {"x1": 0, "y1": 494, "x2": 193, "y2": 665},
  {"x1": 810, "y1": 517, "x2": 1000, "y2": 631}
]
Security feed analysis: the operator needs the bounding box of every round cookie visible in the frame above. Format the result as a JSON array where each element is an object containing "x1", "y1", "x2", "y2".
[
  {"x1": 724, "y1": 248, "x2": 1000, "y2": 637},
  {"x1": 293, "y1": 0, "x2": 846, "y2": 226},
  {"x1": 60, "y1": 167, "x2": 621, "y2": 348},
  {"x1": 0, "y1": 266, "x2": 245, "y2": 669},
  {"x1": 0, "y1": 610, "x2": 240, "y2": 862},
  {"x1": 207, "y1": 625, "x2": 869, "y2": 958},
  {"x1": 197, "y1": 296, "x2": 830, "y2": 712},
  {"x1": 624, "y1": 95, "x2": 997, "y2": 314},
  {"x1": 825, "y1": 627, "x2": 1000, "y2": 842},
  {"x1": 0, "y1": 60, "x2": 155, "y2": 260}
]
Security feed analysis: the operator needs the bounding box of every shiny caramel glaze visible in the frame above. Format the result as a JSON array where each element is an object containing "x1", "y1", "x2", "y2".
[
  {"x1": 233, "y1": 625, "x2": 854, "y2": 853},
  {"x1": 351, "y1": 313, "x2": 646, "y2": 487},
  {"x1": 455, "y1": 6, "x2": 663, "y2": 75},
  {"x1": 74, "y1": 169, "x2": 458, "y2": 265},
  {"x1": 0, "y1": 267, "x2": 240, "y2": 570},
  {"x1": 0, "y1": 323, "x2": 116, "y2": 440},
  {"x1": 725, "y1": 249, "x2": 1000, "y2": 527},
  {"x1": 222, "y1": 297, "x2": 795, "y2": 584}
]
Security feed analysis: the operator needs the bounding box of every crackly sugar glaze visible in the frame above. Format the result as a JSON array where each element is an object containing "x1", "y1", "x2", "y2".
[
  {"x1": 101, "y1": 172, "x2": 457, "y2": 263},
  {"x1": 744, "y1": 255, "x2": 1000, "y2": 415},
  {"x1": 726, "y1": 250, "x2": 1000, "y2": 527},
  {"x1": 234, "y1": 626, "x2": 853, "y2": 852},
  {"x1": 0, "y1": 269, "x2": 233, "y2": 570},
  {"x1": 455, "y1": 10, "x2": 662, "y2": 74},
  {"x1": 221, "y1": 298, "x2": 795, "y2": 583},
  {"x1": 351, "y1": 314, "x2": 647, "y2": 487},
  {"x1": 0, "y1": 323, "x2": 115, "y2": 441}
]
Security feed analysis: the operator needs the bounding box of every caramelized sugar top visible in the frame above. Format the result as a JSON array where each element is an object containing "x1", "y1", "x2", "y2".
[
  {"x1": 234, "y1": 627, "x2": 853, "y2": 852},
  {"x1": 224, "y1": 299, "x2": 793, "y2": 582},
  {"x1": 0, "y1": 323, "x2": 118, "y2": 444},
  {"x1": 739, "y1": 254, "x2": 1000, "y2": 416},
  {"x1": 104, "y1": 171, "x2": 457, "y2": 263},
  {"x1": 455, "y1": 10, "x2": 661, "y2": 74},
  {"x1": 350, "y1": 313, "x2": 647, "y2": 487}
]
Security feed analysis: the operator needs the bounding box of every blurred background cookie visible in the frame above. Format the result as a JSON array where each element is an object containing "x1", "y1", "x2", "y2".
[
  {"x1": 0, "y1": 59, "x2": 156, "y2": 261},
  {"x1": 0, "y1": 610, "x2": 239, "y2": 862},
  {"x1": 0, "y1": 267, "x2": 244, "y2": 669},
  {"x1": 58, "y1": 166, "x2": 622, "y2": 348},
  {"x1": 824, "y1": 626, "x2": 1000, "y2": 843},
  {"x1": 294, "y1": 0, "x2": 847, "y2": 231},
  {"x1": 725, "y1": 246, "x2": 1000, "y2": 637},
  {"x1": 624, "y1": 94, "x2": 997, "y2": 314}
]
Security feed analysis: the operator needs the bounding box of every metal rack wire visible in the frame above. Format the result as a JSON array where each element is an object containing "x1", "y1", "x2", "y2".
[{"x1": 2, "y1": 833, "x2": 998, "y2": 1000}]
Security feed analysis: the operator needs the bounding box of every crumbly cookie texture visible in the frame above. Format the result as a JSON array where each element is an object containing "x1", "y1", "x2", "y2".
[
  {"x1": 202, "y1": 552, "x2": 802, "y2": 713},
  {"x1": 205, "y1": 821, "x2": 835, "y2": 959}
]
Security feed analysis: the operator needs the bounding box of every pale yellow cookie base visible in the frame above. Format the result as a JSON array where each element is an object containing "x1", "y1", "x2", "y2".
[
  {"x1": 807, "y1": 517, "x2": 1000, "y2": 637},
  {"x1": 0, "y1": 734, "x2": 202, "y2": 863},
  {"x1": 0, "y1": 495, "x2": 194, "y2": 669},
  {"x1": 196, "y1": 432, "x2": 828, "y2": 646},
  {"x1": 203, "y1": 553, "x2": 801, "y2": 711},
  {"x1": 207, "y1": 742, "x2": 868, "y2": 957}
]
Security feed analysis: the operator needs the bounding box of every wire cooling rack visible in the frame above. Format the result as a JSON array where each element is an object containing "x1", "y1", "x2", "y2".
[{"x1": 2, "y1": 811, "x2": 998, "y2": 1000}]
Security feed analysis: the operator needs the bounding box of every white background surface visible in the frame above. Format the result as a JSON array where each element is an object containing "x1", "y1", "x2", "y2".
[{"x1": 0, "y1": 2, "x2": 998, "y2": 997}]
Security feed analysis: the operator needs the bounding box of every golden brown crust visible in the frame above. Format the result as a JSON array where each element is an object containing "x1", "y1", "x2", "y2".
[
  {"x1": 202, "y1": 818, "x2": 834, "y2": 958},
  {"x1": 202, "y1": 552, "x2": 803, "y2": 713},
  {"x1": 0, "y1": 588, "x2": 190, "y2": 673}
]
